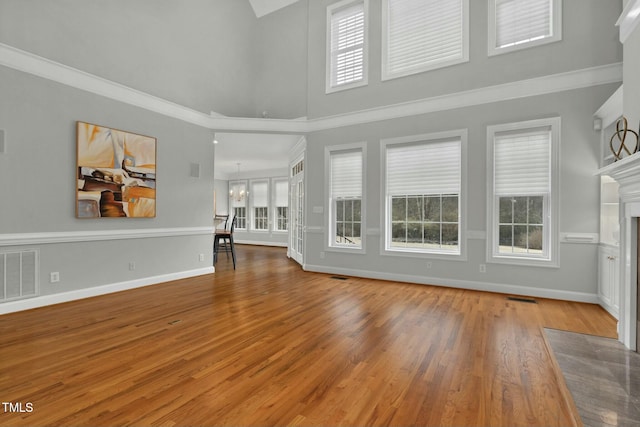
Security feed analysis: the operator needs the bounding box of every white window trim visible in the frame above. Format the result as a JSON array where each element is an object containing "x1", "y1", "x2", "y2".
[
  {"x1": 271, "y1": 177, "x2": 289, "y2": 234},
  {"x1": 324, "y1": 142, "x2": 367, "y2": 254},
  {"x1": 326, "y1": 0, "x2": 369, "y2": 94},
  {"x1": 487, "y1": 0, "x2": 562, "y2": 57},
  {"x1": 380, "y1": 129, "x2": 467, "y2": 261},
  {"x1": 381, "y1": 0, "x2": 469, "y2": 81},
  {"x1": 486, "y1": 117, "x2": 561, "y2": 268}
]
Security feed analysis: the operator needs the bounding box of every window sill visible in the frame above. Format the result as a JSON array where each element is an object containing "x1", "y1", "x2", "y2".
[
  {"x1": 382, "y1": 247, "x2": 465, "y2": 262},
  {"x1": 325, "y1": 79, "x2": 368, "y2": 94}
]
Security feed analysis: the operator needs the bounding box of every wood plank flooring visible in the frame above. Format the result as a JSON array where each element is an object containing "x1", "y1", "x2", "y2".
[{"x1": 0, "y1": 245, "x2": 617, "y2": 426}]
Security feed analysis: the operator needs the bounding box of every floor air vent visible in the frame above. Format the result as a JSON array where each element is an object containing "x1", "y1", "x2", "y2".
[
  {"x1": 1, "y1": 250, "x2": 38, "y2": 302},
  {"x1": 507, "y1": 296, "x2": 538, "y2": 304},
  {"x1": 330, "y1": 276, "x2": 348, "y2": 281}
]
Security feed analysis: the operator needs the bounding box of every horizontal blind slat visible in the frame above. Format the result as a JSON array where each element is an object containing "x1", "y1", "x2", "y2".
[
  {"x1": 387, "y1": 139, "x2": 461, "y2": 195},
  {"x1": 494, "y1": 129, "x2": 551, "y2": 195},
  {"x1": 274, "y1": 180, "x2": 288, "y2": 207},
  {"x1": 331, "y1": 150, "x2": 363, "y2": 198},
  {"x1": 495, "y1": 0, "x2": 552, "y2": 47},
  {"x1": 386, "y1": 0, "x2": 464, "y2": 76}
]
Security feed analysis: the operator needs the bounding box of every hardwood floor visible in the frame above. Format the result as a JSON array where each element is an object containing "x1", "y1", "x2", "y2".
[{"x1": 0, "y1": 245, "x2": 616, "y2": 426}]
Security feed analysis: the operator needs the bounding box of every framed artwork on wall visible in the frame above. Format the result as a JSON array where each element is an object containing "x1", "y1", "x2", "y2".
[{"x1": 76, "y1": 121, "x2": 157, "y2": 218}]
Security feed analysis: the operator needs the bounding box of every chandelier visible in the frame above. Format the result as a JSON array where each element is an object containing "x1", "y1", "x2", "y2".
[{"x1": 229, "y1": 163, "x2": 248, "y2": 202}]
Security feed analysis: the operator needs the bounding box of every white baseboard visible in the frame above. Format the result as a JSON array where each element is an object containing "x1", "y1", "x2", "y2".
[
  {"x1": 234, "y1": 240, "x2": 288, "y2": 247},
  {"x1": 0, "y1": 266, "x2": 214, "y2": 315},
  {"x1": 597, "y1": 297, "x2": 620, "y2": 319},
  {"x1": 303, "y1": 264, "x2": 599, "y2": 304}
]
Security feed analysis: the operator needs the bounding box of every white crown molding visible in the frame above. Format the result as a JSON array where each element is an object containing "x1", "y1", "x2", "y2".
[
  {"x1": 0, "y1": 43, "x2": 623, "y2": 134},
  {"x1": 0, "y1": 43, "x2": 214, "y2": 129},
  {"x1": 306, "y1": 63, "x2": 623, "y2": 132},
  {"x1": 617, "y1": 0, "x2": 640, "y2": 43},
  {"x1": 594, "y1": 84, "x2": 623, "y2": 129},
  {"x1": 0, "y1": 226, "x2": 214, "y2": 247},
  {"x1": 0, "y1": 266, "x2": 214, "y2": 315}
]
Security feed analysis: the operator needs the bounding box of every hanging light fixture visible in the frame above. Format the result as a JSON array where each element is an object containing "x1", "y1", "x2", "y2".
[{"x1": 229, "y1": 163, "x2": 248, "y2": 202}]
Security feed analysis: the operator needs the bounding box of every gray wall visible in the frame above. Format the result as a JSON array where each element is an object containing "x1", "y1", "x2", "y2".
[
  {"x1": 624, "y1": 18, "x2": 640, "y2": 126},
  {"x1": 253, "y1": 0, "x2": 309, "y2": 119},
  {"x1": 300, "y1": 0, "x2": 624, "y2": 299},
  {"x1": 0, "y1": 0, "x2": 259, "y2": 117},
  {"x1": 0, "y1": 65, "x2": 215, "y2": 297},
  {"x1": 306, "y1": 0, "x2": 623, "y2": 119},
  {"x1": 304, "y1": 84, "x2": 619, "y2": 297}
]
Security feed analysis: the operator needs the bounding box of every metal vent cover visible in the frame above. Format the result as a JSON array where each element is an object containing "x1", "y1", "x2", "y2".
[{"x1": 1, "y1": 250, "x2": 38, "y2": 302}]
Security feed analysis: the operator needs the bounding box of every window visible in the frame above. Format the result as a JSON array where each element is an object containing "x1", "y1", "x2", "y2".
[
  {"x1": 326, "y1": 0, "x2": 368, "y2": 93},
  {"x1": 327, "y1": 145, "x2": 364, "y2": 250},
  {"x1": 383, "y1": 131, "x2": 465, "y2": 257},
  {"x1": 488, "y1": 0, "x2": 562, "y2": 56},
  {"x1": 382, "y1": 0, "x2": 469, "y2": 80},
  {"x1": 273, "y1": 179, "x2": 289, "y2": 232},
  {"x1": 487, "y1": 118, "x2": 560, "y2": 266},
  {"x1": 251, "y1": 181, "x2": 269, "y2": 231},
  {"x1": 230, "y1": 181, "x2": 247, "y2": 230}
]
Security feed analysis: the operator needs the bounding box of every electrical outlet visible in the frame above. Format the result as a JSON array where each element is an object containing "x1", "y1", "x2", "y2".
[
  {"x1": 129, "y1": 262, "x2": 136, "y2": 271},
  {"x1": 50, "y1": 272, "x2": 60, "y2": 283},
  {"x1": 199, "y1": 253, "x2": 205, "y2": 262},
  {"x1": 426, "y1": 261, "x2": 432, "y2": 269},
  {"x1": 479, "y1": 264, "x2": 486, "y2": 273},
  {"x1": 320, "y1": 251, "x2": 325, "y2": 259}
]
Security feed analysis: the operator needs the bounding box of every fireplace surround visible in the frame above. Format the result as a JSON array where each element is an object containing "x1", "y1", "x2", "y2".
[{"x1": 598, "y1": 152, "x2": 640, "y2": 350}]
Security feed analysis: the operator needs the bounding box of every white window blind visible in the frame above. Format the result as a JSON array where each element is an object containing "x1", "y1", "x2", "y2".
[
  {"x1": 252, "y1": 181, "x2": 268, "y2": 207},
  {"x1": 387, "y1": 139, "x2": 461, "y2": 196},
  {"x1": 494, "y1": 129, "x2": 551, "y2": 195},
  {"x1": 274, "y1": 179, "x2": 288, "y2": 207},
  {"x1": 331, "y1": 150, "x2": 362, "y2": 198},
  {"x1": 329, "y1": 1, "x2": 365, "y2": 88},
  {"x1": 495, "y1": 0, "x2": 552, "y2": 48},
  {"x1": 384, "y1": 0, "x2": 465, "y2": 78}
]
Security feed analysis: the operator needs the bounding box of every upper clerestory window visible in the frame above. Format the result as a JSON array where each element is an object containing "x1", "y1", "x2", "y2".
[{"x1": 488, "y1": 0, "x2": 562, "y2": 56}]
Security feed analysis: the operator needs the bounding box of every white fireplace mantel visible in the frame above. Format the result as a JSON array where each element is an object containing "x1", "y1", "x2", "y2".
[
  {"x1": 598, "y1": 152, "x2": 640, "y2": 350},
  {"x1": 599, "y1": 152, "x2": 640, "y2": 202}
]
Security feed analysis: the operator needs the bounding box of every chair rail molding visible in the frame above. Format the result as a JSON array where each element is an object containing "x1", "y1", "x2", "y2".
[{"x1": 0, "y1": 227, "x2": 215, "y2": 247}]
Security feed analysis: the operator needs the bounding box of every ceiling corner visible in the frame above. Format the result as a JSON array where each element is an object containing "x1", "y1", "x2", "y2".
[{"x1": 248, "y1": 0, "x2": 300, "y2": 18}]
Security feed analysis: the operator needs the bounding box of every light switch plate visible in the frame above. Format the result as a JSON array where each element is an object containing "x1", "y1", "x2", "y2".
[{"x1": 0, "y1": 129, "x2": 5, "y2": 153}]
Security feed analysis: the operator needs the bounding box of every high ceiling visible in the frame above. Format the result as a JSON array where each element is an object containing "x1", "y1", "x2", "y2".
[{"x1": 248, "y1": 0, "x2": 300, "y2": 18}]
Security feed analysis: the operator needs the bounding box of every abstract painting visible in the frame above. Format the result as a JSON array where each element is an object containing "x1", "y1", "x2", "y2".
[{"x1": 76, "y1": 121, "x2": 156, "y2": 218}]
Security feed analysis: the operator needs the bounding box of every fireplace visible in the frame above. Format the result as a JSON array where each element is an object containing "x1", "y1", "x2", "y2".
[{"x1": 599, "y1": 153, "x2": 640, "y2": 351}]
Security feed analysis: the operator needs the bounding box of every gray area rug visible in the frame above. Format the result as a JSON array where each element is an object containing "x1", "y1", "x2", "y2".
[{"x1": 544, "y1": 328, "x2": 640, "y2": 427}]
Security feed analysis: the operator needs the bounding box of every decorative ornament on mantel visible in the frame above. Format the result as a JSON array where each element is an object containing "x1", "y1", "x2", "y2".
[{"x1": 609, "y1": 116, "x2": 639, "y2": 161}]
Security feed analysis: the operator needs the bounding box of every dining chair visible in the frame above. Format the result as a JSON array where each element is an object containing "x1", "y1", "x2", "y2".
[{"x1": 214, "y1": 215, "x2": 236, "y2": 269}]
